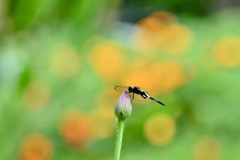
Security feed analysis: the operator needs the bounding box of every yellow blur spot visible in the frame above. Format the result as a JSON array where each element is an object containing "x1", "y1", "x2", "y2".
[
  {"x1": 89, "y1": 41, "x2": 127, "y2": 82},
  {"x1": 193, "y1": 137, "x2": 222, "y2": 160},
  {"x1": 89, "y1": 108, "x2": 115, "y2": 139},
  {"x1": 158, "y1": 23, "x2": 193, "y2": 54},
  {"x1": 50, "y1": 44, "x2": 80, "y2": 77},
  {"x1": 133, "y1": 11, "x2": 193, "y2": 54},
  {"x1": 19, "y1": 133, "x2": 52, "y2": 160},
  {"x1": 89, "y1": 88, "x2": 117, "y2": 138},
  {"x1": 122, "y1": 59, "x2": 185, "y2": 95},
  {"x1": 122, "y1": 60, "x2": 157, "y2": 94},
  {"x1": 59, "y1": 110, "x2": 92, "y2": 148},
  {"x1": 22, "y1": 82, "x2": 50, "y2": 109},
  {"x1": 144, "y1": 113, "x2": 176, "y2": 146},
  {"x1": 154, "y1": 61, "x2": 185, "y2": 93},
  {"x1": 213, "y1": 36, "x2": 240, "y2": 67},
  {"x1": 150, "y1": 11, "x2": 177, "y2": 23},
  {"x1": 97, "y1": 87, "x2": 120, "y2": 107},
  {"x1": 133, "y1": 16, "x2": 165, "y2": 51}
]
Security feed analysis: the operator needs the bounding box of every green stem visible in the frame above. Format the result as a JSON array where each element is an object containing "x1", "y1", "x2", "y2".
[{"x1": 114, "y1": 118, "x2": 125, "y2": 160}]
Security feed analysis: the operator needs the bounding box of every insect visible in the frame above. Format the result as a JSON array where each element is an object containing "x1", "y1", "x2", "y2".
[{"x1": 114, "y1": 86, "x2": 165, "y2": 106}]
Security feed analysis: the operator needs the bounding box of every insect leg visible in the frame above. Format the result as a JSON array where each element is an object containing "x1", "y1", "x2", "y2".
[
  {"x1": 127, "y1": 92, "x2": 134, "y2": 101},
  {"x1": 131, "y1": 93, "x2": 134, "y2": 101}
]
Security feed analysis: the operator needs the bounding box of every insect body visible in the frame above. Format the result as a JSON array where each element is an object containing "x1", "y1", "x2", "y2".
[{"x1": 115, "y1": 86, "x2": 165, "y2": 106}]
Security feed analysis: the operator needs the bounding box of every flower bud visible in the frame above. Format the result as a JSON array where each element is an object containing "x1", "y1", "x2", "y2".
[{"x1": 114, "y1": 90, "x2": 132, "y2": 119}]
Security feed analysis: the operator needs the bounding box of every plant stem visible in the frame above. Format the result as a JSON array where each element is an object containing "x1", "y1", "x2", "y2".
[{"x1": 114, "y1": 118, "x2": 125, "y2": 160}]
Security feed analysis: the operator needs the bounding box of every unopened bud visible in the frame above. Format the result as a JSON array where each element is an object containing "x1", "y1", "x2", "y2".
[{"x1": 114, "y1": 90, "x2": 132, "y2": 119}]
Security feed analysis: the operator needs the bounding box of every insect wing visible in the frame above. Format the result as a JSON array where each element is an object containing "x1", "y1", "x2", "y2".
[
  {"x1": 115, "y1": 86, "x2": 133, "y2": 100},
  {"x1": 114, "y1": 86, "x2": 128, "y2": 92},
  {"x1": 114, "y1": 86, "x2": 165, "y2": 106}
]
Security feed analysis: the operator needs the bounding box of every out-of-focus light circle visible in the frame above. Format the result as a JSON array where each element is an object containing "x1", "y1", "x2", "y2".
[
  {"x1": 154, "y1": 60, "x2": 185, "y2": 93},
  {"x1": 213, "y1": 37, "x2": 240, "y2": 67},
  {"x1": 49, "y1": 45, "x2": 80, "y2": 78},
  {"x1": 144, "y1": 113, "x2": 176, "y2": 146},
  {"x1": 19, "y1": 133, "x2": 52, "y2": 160},
  {"x1": 123, "y1": 60, "x2": 185, "y2": 95},
  {"x1": 122, "y1": 59, "x2": 163, "y2": 95},
  {"x1": 150, "y1": 11, "x2": 176, "y2": 23},
  {"x1": 59, "y1": 110, "x2": 92, "y2": 148},
  {"x1": 89, "y1": 108, "x2": 115, "y2": 139},
  {"x1": 21, "y1": 81, "x2": 50, "y2": 109},
  {"x1": 158, "y1": 23, "x2": 193, "y2": 55},
  {"x1": 133, "y1": 16, "x2": 164, "y2": 51},
  {"x1": 132, "y1": 11, "x2": 193, "y2": 54},
  {"x1": 89, "y1": 41, "x2": 127, "y2": 82},
  {"x1": 193, "y1": 137, "x2": 222, "y2": 160},
  {"x1": 88, "y1": 88, "x2": 117, "y2": 139}
]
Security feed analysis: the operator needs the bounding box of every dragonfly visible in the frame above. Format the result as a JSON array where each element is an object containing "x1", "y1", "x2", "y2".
[{"x1": 114, "y1": 86, "x2": 165, "y2": 106}]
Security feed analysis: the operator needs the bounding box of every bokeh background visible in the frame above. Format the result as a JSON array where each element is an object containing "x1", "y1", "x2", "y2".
[{"x1": 1, "y1": 0, "x2": 240, "y2": 160}]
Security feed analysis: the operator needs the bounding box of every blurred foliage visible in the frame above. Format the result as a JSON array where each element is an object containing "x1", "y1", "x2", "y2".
[
  {"x1": 0, "y1": 0, "x2": 240, "y2": 160},
  {"x1": 121, "y1": 0, "x2": 211, "y2": 17}
]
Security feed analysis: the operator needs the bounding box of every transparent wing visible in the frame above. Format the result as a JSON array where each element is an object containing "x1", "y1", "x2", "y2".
[
  {"x1": 114, "y1": 86, "x2": 134, "y2": 101},
  {"x1": 114, "y1": 86, "x2": 128, "y2": 92},
  {"x1": 115, "y1": 86, "x2": 165, "y2": 106},
  {"x1": 115, "y1": 86, "x2": 148, "y2": 101}
]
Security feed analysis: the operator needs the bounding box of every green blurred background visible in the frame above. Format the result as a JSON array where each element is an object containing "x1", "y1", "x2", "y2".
[{"x1": 1, "y1": 0, "x2": 240, "y2": 160}]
